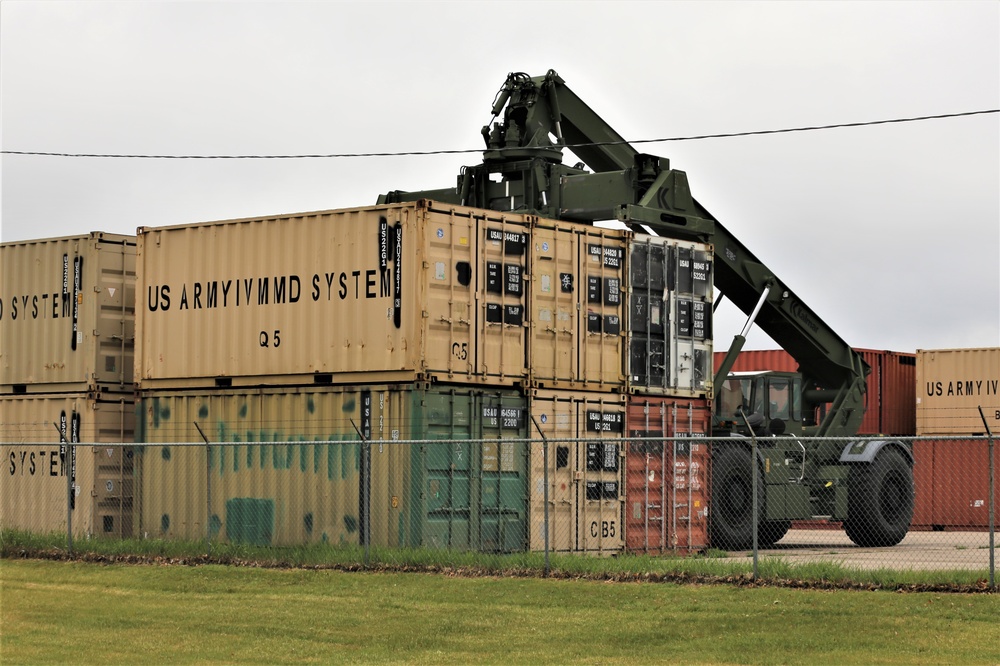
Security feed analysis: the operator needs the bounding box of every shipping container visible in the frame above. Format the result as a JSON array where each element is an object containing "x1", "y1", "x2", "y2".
[
  {"x1": 713, "y1": 348, "x2": 916, "y2": 436},
  {"x1": 627, "y1": 235, "x2": 713, "y2": 397},
  {"x1": 528, "y1": 221, "x2": 626, "y2": 391},
  {"x1": 0, "y1": 392, "x2": 135, "y2": 537},
  {"x1": 907, "y1": 438, "x2": 999, "y2": 530},
  {"x1": 135, "y1": 202, "x2": 532, "y2": 388},
  {"x1": 135, "y1": 384, "x2": 529, "y2": 551},
  {"x1": 916, "y1": 348, "x2": 1000, "y2": 436},
  {"x1": 0, "y1": 233, "x2": 136, "y2": 392},
  {"x1": 527, "y1": 389, "x2": 626, "y2": 554},
  {"x1": 624, "y1": 396, "x2": 711, "y2": 554}
]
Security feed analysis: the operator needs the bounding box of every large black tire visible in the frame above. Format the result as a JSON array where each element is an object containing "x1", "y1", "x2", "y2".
[
  {"x1": 710, "y1": 445, "x2": 762, "y2": 551},
  {"x1": 758, "y1": 519, "x2": 791, "y2": 547},
  {"x1": 844, "y1": 447, "x2": 914, "y2": 547}
]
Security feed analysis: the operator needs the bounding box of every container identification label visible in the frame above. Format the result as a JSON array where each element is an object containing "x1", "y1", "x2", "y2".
[
  {"x1": 482, "y1": 405, "x2": 523, "y2": 429},
  {"x1": 588, "y1": 244, "x2": 624, "y2": 268},
  {"x1": 586, "y1": 410, "x2": 623, "y2": 433},
  {"x1": 486, "y1": 228, "x2": 527, "y2": 255}
]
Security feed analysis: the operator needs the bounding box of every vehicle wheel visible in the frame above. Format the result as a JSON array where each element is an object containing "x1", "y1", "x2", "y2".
[
  {"x1": 710, "y1": 445, "x2": 762, "y2": 551},
  {"x1": 844, "y1": 447, "x2": 913, "y2": 547},
  {"x1": 758, "y1": 519, "x2": 791, "y2": 547}
]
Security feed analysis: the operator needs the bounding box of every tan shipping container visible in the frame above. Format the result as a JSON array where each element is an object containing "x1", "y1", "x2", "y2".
[
  {"x1": 528, "y1": 389, "x2": 626, "y2": 554},
  {"x1": 0, "y1": 233, "x2": 136, "y2": 392},
  {"x1": 916, "y1": 348, "x2": 1000, "y2": 436},
  {"x1": 0, "y1": 392, "x2": 135, "y2": 537},
  {"x1": 528, "y1": 221, "x2": 626, "y2": 391},
  {"x1": 627, "y1": 235, "x2": 713, "y2": 397},
  {"x1": 136, "y1": 202, "x2": 532, "y2": 388},
  {"x1": 136, "y1": 384, "x2": 530, "y2": 550}
]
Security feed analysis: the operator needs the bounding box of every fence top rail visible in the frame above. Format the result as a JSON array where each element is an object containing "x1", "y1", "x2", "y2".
[{"x1": 4, "y1": 435, "x2": 993, "y2": 447}]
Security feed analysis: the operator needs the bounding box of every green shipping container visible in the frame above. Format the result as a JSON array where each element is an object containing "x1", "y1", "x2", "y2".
[{"x1": 135, "y1": 384, "x2": 529, "y2": 552}]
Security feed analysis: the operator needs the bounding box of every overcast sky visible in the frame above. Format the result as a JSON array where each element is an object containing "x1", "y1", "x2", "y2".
[{"x1": 2, "y1": 1, "x2": 997, "y2": 354}]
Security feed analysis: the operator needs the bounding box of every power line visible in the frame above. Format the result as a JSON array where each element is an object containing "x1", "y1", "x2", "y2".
[{"x1": 2, "y1": 109, "x2": 996, "y2": 160}]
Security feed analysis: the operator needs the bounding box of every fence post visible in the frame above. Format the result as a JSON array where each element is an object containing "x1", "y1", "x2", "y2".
[
  {"x1": 978, "y1": 407, "x2": 995, "y2": 589},
  {"x1": 531, "y1": 417, "x2": 550, "y2": 577},
  {"x1": 66, "y1": 444, "x2": 74, "y2": 556},
  {"x1": 194, "y1": 423, "x2": 212, "y2": 555},
  {"x1": 53, "y1": 421, "x2": 73, "y2": 555},
  {"x1": 351, "y1": 419, "x2": 371, "y2": 567},
  {"x1": 739, "y1": 412, "x2": 759, "y2": 580}
]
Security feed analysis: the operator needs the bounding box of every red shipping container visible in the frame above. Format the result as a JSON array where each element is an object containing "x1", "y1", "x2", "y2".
[
  {"x1": 714, "y1": 348, "x2": 915, "y2": 436},
  {"x1": 910, "y1": 439, "x2": 935, "y2": 529},
  {"x1": 929, "y1": 438, "x2": 999, "y2": 529},
  {"x1": 625, "y1": 396, "x2": 712, "y2": 554}
]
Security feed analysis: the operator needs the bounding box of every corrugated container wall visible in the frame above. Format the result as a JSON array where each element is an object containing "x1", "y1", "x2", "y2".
[
  {"x1": 628, "y1": 235, "x2": 713, "y2": 397},
  {"x1": 136, "y1": 202, "x2": 533, "y2": 388},
  {"x1": 714, "y1": 348, "x2": 916, "y2": 436},
  {"x1": 528, "y1": 220, "x2": 626, "y2": 391},
  {"x1": 0, "y1": 233, "x2": 136, "y2": 392},
  {"x1": 135, "y1": 384, "x2": 529, "y2": 551},
  {"x1": 624, "y1": 396, "x2": 711, "y2": 554},
  {"x1": 0, "y1": 393, "x2": 135, "y2": 537},
  {"x1": 914, "y1": 439, "x2": 1000, "y2": 530},
  {"x1": 916, "y1": 348, "x2": 1000, "y2": 436},
  {"x1": 527, "y1": 389, "x2": 626, "y2": 555},
  {"x1": 909, "y1": 439, "x2": 934, "y2": 529}
]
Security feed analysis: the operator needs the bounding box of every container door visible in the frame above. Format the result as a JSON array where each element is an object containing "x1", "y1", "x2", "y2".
[
  {"x1": 672, "y1": 433, "x2": 710, "y2": 552},
  {"x1": 478, "y1": 220, "x2": 529, "y2": 383},
  {"x1": 420, "y1": 391, "x2": 473, "y2": 549},
  {"x1": 580, "y1": 232, "x2": 625, "y2": 388},
  {"x1": 626, "y1": 402, "x2": 668, "y2": 553},
  {"x1": 529, "y1": 396, "x2": 577, "y2": 552},
  {"x1": 577, "y1": 400, "x2": 625, "y2": 553},
  {"x1": 673, "y1": 245, "x2": 713, "y2": 394},
  {"x1": 528, "y1": 225, "x2": 579, "y2": 386},
  {"x1": 478, "y1": 393, "x2": 529, "y2": 552},
  {"x1": 628, "y1": 237, "x2": 670, "y2": 391},
  {"x1": 422, "y1": 210, "x2": 478, "y2": 379}
]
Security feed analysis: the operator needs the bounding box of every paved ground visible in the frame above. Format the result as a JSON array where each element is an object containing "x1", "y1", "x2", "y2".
[{"x1": 726, "y1": 529, "x2": 997, "y2": 571}]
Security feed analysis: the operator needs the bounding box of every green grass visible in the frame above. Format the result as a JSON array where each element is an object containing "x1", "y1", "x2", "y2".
[
  {"x1": 1, "y1": 529, "x2": 993, "y2": 591},
  {"x1": 2, "y1": 559, "x2": 999, "y2": 664}
]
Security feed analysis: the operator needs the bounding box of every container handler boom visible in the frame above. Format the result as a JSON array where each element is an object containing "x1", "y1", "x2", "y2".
[{"x1": 380, "y1": 70, "x2": 914, "y2": 550}]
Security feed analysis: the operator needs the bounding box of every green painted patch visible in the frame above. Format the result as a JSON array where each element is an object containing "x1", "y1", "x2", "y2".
[{"x1": 225, "y1": 498, "x2": 274, "y2": 546}]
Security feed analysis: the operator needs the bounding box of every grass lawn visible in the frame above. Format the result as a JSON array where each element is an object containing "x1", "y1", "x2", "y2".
[{"x1": 2, "y1": 559, "x2": 998, "y2": 664}]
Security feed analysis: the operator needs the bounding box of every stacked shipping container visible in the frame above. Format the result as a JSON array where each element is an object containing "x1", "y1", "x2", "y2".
[
  {"x1": 914, "y1": 348, "x2": 1000, "y2": 530},
  {"x1": 132, "y1": 201, "x2": 714, "y2": 554},
  {"x1": 0, "y1": 233, "x2": 137, "y2": 537},
  {"x1": 2, "y1": 202, "x2": 715, "y2": 554},
  {"x1": 132, "y1": 202, "x2": 623, "y2": 553},
  {"x1": 624, "y1": 234, "x2": 714, "y2": 554}
]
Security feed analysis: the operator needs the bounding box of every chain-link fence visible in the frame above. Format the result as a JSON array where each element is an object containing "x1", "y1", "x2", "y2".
[{"x1": 1, "y1": 436, "x2": 994, "y2": 587}]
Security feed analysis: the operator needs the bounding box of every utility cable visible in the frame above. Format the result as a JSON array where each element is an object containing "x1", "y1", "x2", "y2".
[{"x1": 2, "y1": 109, "x2": 996, "y2": 159}]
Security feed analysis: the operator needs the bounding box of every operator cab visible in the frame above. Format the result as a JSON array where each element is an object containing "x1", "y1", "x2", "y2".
[{"x1": 715, "y1": 371, "x2": 803, "y2": 437}]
